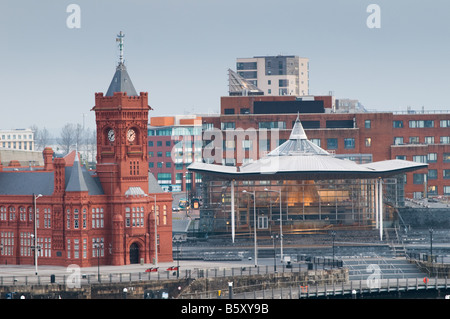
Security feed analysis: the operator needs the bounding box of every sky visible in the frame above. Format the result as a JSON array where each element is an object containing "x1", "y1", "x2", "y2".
[{"x1": 1, "y1": 0, "x2": 449, "y2": 135}]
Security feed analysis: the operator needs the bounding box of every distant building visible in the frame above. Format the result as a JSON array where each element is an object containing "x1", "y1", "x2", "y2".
[
  {"x1": 0, "y1": 129, "x2": 34, "y2": 151},
  {"x1": 147, "y1": 115, "x2": 203, "y2": 192},
  {"x1": 235, "y1": 55, "x2": 309, "y2": 96},
  {"x1": 199, "y1": 95, "x2": 450, "y2": 199}
]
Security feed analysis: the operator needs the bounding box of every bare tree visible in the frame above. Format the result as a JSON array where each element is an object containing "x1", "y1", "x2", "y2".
[
  {"x1": 59, "y1": 123, "x2": 76, "y2": 155},
  {"x1": 31, "y1": 125, "x2": 52, "y2": 151}
]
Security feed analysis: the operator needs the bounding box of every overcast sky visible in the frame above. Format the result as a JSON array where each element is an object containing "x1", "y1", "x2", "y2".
[{"x1": 1, "y1": 0, "x2": 449, "y2": 134}]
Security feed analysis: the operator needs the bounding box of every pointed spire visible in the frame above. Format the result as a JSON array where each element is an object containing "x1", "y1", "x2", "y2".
[
  {"x1": 66, "y1": 152, "x2": 89, "y2": 192},
  {"x1": 105, "y1": 31, "x2": 138, "y2": 97},
  {"x1": 289, "y1": 113, "x2": 308, "y2": 140}
]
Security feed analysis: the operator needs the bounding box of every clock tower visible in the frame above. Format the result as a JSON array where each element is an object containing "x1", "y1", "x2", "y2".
[
  {"x1": 92, "y1": 31, "x2": 152, "y2": 196},
  {"x1": 91, "y1": 32, "x2": 168, "y2": 266}
]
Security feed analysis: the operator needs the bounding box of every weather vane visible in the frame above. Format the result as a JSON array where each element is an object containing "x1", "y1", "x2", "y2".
[{"x1": 116, "y1": 31, "x2": 125, "y2": 64}]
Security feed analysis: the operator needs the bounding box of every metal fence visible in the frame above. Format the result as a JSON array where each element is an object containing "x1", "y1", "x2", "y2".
[{"x1": 0, "y1": 263, "x2": 317, "y2": 287}]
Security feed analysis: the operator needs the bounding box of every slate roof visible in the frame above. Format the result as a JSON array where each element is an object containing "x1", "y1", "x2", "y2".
[
  {"x1": 105, "y1": 62, "x2": 138, "y2": 97},
  {"x1": 65, "y1": 153, "x2": 89, "y2": 192},
  {"x1": 0, "y1": 171, "x2": 54, "y2": 195},
  {"x1": 148, "y1": 172, "x2": 164, "y2": 194}
]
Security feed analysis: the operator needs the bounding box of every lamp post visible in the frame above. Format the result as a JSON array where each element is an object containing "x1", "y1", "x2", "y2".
[
  {"x1": 271, "y1": 234, "x2": 278, "y2": 272},
  {"x1": 429, "y1": 228, "x2": 433, "y2": 264},
  {"x1": 93, "y1": 238, "x2": 104, "y2": 282},
  {"x1": 148, "y1": 195, "x2": 158, "y2": 266},
  {"x1": 183, "y1": 172, "x2": 189, "y2": 217},
  {"x1": 331, "y1": 231, "x2": 336, "y2": 268},
  {"x1": 242, "y1": 190, "x2": 257, "y2": 267},
  {"x1": 264, "y1": 188, "x2": 283, "y2": 262},
  {"x1": 174, "y1": 239, "x2": 181, "y2": 279},
  {"x1": 33, "y1": 193, "x2": 42, "y2": 275}
]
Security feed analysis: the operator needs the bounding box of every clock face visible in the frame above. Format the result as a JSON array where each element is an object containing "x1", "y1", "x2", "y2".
[
  {"x1": 127, "y1": 129, "x2": 136, "y2": 142},
  {"x1": 107, "y1": 129, "x2": 115, "y2": 142}
]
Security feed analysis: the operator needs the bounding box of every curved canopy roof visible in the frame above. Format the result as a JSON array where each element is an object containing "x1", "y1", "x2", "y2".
[{"x1": 188, "y1": 116, "x2": 427, "y2": 180}]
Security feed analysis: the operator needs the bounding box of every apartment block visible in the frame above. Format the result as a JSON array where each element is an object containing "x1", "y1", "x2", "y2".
[{"x1": 236, "y1": 55, "x2": 309, "y2": 96}]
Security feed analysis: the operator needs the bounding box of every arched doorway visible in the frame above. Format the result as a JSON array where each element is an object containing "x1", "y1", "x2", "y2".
[{"x1": 129, "y1": 243, "x2": 140, "y2": 264}]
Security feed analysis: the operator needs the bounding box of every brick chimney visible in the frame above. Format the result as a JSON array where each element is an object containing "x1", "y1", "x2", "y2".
[{"x1": 43, "y1": 147, "x2": 54, "y2": 171}]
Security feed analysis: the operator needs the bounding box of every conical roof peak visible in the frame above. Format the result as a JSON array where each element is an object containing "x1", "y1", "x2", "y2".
[
  {"x1": 268, "y1": 116, "x2": 329, "y2": 156},
  {"x1": 289, "y1": 114, "x2": 308, "y2": 140},
  {"x1": 66, "y1": 152, "x2": 89, "y2": 192},
  {"x1": 105, "y1": 62, "x2": 138, "y2": 97}
]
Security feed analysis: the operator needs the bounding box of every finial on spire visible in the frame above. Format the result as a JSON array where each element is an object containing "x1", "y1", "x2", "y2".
[{"x1": 116, "y1": 31, "x2": 125, "y2": 65}]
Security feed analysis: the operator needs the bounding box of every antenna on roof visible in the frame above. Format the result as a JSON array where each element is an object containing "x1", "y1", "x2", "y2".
[{"x1": 116, "y1": 31, "x2": 125, "y2": 65}]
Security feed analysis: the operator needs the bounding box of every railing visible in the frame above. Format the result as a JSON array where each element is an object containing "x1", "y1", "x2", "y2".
[
  {"x1": 180, "y1": 276, "x2": 450, "y2": 299},
  {"x1": 0, "y1": 263, "x2": 317, "y2": 287}
]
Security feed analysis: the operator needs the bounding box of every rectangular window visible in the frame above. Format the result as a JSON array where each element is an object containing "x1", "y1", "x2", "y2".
[
  {"x1": 327, "y1": 138, "x2": 338, "y2": 150},
  {"x1": 428, "y1": 169, "x2": 438, "y2": 180},
  {"x1": 365, "y1": 137, "x2": 372, "y2": 147},
  {"x1": 424, "y1": 136, "x2": 435, "y2": 144},
  {"x1": 440, "y1": 136, "x2": 450, "y2": 144},
  {"x1": 428, "y1": 186, "x2": 438, "y2": 196},
  {"x1": 413, "y1": 174, "x2": 425, "y2": 184},
  {"x1": 258, "y1": 121, "x2": 286, "y2": 129},
  {"x1": 221, "y1": 122, "x2": 235, "y2": 130},
  {"x1": 393, "y1": 137, "x2": 404, "y2": 145},
  {"x1": 440, "y1": 120, "x2": 450, "y2": 127},
  {"x1": 427, "y1": 153, "x2": 437, "y2": 163},
  {"x1": 396, "y1": 155, "x2": 406, "y2": 160},
  {"x1": 444, "y1": 153, "x2": 450, "y2": 163},
  {"x1": 413, "y1": 155, "x2": 427, "y2": 163},
  {"x1": 278, "y1": 79, "x2": 289, "y2": 87},
  {"x1": 444, "y1": 186, "x2": 450, "y2": 195},
  {"x1": 364, "y1": 120, "x2": 371, "y2": 129},
  {"x1": 409, "y1": 120, "x2": 434, "y2": 128},
  {"x1": 344, "y1": 138, "x2": 355, "y2": 149},
  {"x1": 444, "y1": 170, "x2": 450, "y2": 179},
  {"x1": 236, "y1": 62, "x2": 257, "y2": 70},
  {"x1": 310, "y1": 138, "x2": 321, "y2": 147},
  {"x1": 409, "y1": 137, "x2": 420, "y2": 144},
  {"x1": 393, "y1": 120, "x2": 403, "y2": 128}
]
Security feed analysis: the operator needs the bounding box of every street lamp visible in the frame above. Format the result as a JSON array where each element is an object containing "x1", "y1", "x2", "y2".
[
  {"x1": 183, "y1": 172, "x2": 189, "y2": 217},
  {"x1": 331, "y1": 231, "x2": 336, "y2": 268},
  {"x1": 174, "y1": 239, "x2": 181, "y2": 279},
  {"x1": 242, "y1": 190, "x2": 257, "y2": 267},
  {"x1": 148, "y1": 195, "x2": 158, "y2": 266},
  {"x1": 33, "y1": 193, "x2": 43, "y2": 275},
  {"x1": 429, "y1": 228, "x2": 433, "y2": 264},
  {"x1": 264, "y1": 188, "x2": 283, "y2": 262},
  {"x1": 93, "y1": 238, "x2": 104, "y2": 282},
  {"x1": 271, "y1": 234, "x2": 278, "y2": 272}
]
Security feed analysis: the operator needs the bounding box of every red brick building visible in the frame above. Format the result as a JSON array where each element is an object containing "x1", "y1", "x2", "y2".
[
  {"x1": 201, "y1": 96, "x2": 450, "y2": 199},
  {"x1": 0, "y1": 53, "x2": 172, "y2": 267}
]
